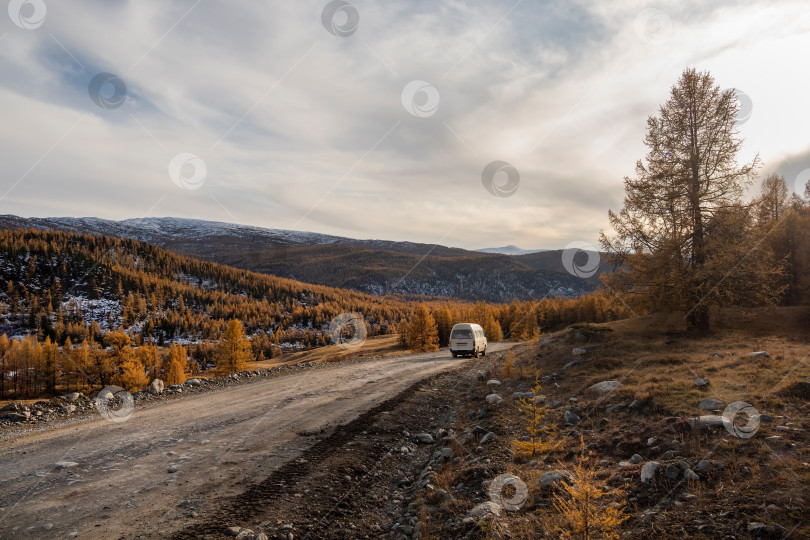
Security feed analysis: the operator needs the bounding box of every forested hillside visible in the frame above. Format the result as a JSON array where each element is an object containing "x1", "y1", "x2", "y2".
[
  {"x1": 0, "y1": 216, "x2": 610, "y2": 301},
  {"x1": 0, "y1": 228, "x2": 414, "y2": 347}
]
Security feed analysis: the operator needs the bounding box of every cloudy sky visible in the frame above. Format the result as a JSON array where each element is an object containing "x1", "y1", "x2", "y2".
[{"x1": 1, "y1": 0, "x2": 808, "y2": 250}]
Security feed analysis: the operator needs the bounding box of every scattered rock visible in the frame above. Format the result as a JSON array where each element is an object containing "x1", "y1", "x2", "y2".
[
  {"x1": 413, "y1": 433, "x2": 434, "y2": 444},
  {"x1": 467, "y1": 501, "x2": 501, "y2": 519},
  {"x1": 605, "y1": 403, "x2": 624, "y2": 413},
  {"x1": 696, "y1": 459, "x2": 711, "y2": 472},
  {"x1": 55, "y1": 461, "x2": 78, "y2": 469},
  {"x1": 185, "y1": 378, "x2": 202, "y2": 387},
  {"x1": 539, "y1": 470, "x2": 573, "y2": 488},
  {"x1": 563, "y1": 358, "x2": 587, "y2": 370},
  {"x1": 485, "y1": 394, "x2": 503, "y2": 405},
  {"x1": 688, "y1": 415, "x2": 727, "y2": 430},
  {"x1": 5, "y1": 412, "x2": 31, "y2": 422},
  {"x1": 430, "y1": 488, "x2": 453, "y2": 505},
  {"x1": 486, "y1": 379, "x2": 501, "y2": 387},
  {"x1": 640, "y1": 462, "x2": 659, "y2": 483},
  {"x1": 748, "y1": 522, "x2": 767, "y2": 533},
  {"x1": 168, "y1": 466, "x2": 178, "y2": 473},
  {"x1": 694, "y1": 378, "x2": 710, "y2": 388},
  {"x1": 748, "y1": 351, "x2": 770, "y2": 358},
  {"x1": 698, "y1": 398, "x2": 724, "y2": 410},
  {"x1": 225, "y1": 526, "x2": 242, "y2": 537},
  {"x1": 63, "y1": 392, "x2": 83, "y2": 402},
  {"x1": 60, "y1": 404, "x2": 77, "y2": 414},
  {"x1": 665, "y1": 464, "x2": 681, "y2": 480},
  {"x1": 148, "y1": 379, "x2": 164, "y2": 395},
  {"x1": 480, "y1": 432, "x2": 496, "y2": 444},
  {"x1": 684, "y1": 469, "x2": 699, "y2": 482},
  {"x1": 629, "y1": 454, "x2": 644, "y2": 464},
  {"x1": 585, "y1": 381, "x2": 622, "y2": 397},
  {"x1": 564, "y1": 410, "x2": 581, "y2": 425}
]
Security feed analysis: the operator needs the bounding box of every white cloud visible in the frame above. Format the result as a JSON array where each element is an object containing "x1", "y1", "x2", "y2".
[{"x1": 0, "y1": 0, "x2": 808, "y2": 250}]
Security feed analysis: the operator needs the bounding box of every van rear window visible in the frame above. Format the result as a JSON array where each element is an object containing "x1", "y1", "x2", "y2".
[{"x1": 452, "y1": 329, "x2": 473, "y2": 339}]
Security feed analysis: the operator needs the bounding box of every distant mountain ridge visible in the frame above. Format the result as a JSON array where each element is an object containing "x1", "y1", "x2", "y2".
[
  {"x1": 476, "y1": 245, "x2": 547, "y2": 256},
  {"x1": 0, "y1": 215, "x2": 611, "y2": 302}
]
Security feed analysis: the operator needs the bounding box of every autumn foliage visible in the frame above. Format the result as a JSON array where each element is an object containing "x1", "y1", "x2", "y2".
[
  {"x1": 405, "y1": 304, "x2": 439, "y2": 352},
  {"x1": 552, "y1": 437, "x2": 626, "y2": 540},
  {"x1": 511, "y1": 373, "x2": 558, "y2": 457},
  {"x1": 214, "y1": 319, "x2": 252, "y2": 376}
]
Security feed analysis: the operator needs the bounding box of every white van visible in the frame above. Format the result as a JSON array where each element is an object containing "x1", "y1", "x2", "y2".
[{"x1": 449, "y1": 323, "x2": 487, "y2": 358}]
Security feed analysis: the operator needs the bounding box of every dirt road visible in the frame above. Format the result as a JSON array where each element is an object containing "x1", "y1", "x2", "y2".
[{"x1": 0, "y1": 343, "x2": 513, "y2": 539}]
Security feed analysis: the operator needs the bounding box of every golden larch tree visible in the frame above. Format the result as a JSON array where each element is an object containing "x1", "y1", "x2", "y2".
[
  {"x1": 406, "y1": 305, "x2": 439, "y2": 352},
  {"x1": 214, "y1": 319, "x2": 252, "y2": 376},
  {"x1": 601, "y1": 68, "x2": 784, "y2": 330},
  {"x1": 119, "y1": 346, "x2": 149, "y2": 392},
  {"x1": 553, "y1": 436, "x2": 625, "y2": 540},
  {"x1": 165, "y1": 344, "x2": 191, "y2": 385}
]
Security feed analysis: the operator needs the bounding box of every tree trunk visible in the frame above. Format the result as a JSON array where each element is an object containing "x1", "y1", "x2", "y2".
[{"x1": 688, "y1": 306, "x2": 709, "y2": 332}]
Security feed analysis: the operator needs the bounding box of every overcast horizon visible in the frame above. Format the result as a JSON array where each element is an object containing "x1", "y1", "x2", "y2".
[{"x1": 1, "y1": 0, "x2": 809, "y2": 251}]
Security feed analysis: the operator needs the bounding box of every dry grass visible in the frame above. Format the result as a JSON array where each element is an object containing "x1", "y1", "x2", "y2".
[
  {"x1": 476, "y1": 307, "x2": 810, "y2": 538},
  {"x1": 537, "y1": 307, "x2": 810, "y2": 420}
]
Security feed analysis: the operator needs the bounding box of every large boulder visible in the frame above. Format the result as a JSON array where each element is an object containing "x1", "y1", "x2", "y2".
[
  {"x1": 585, "y1": 381, "x2": 622, "y2": 397},
  {"x1": 148, "y1": 379, "x2": 164, "y2": 395}
]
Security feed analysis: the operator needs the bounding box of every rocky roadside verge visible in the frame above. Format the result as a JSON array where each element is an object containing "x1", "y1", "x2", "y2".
[{"x1": 0, "y1": 353, "x2": 393, "y2": 438}]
